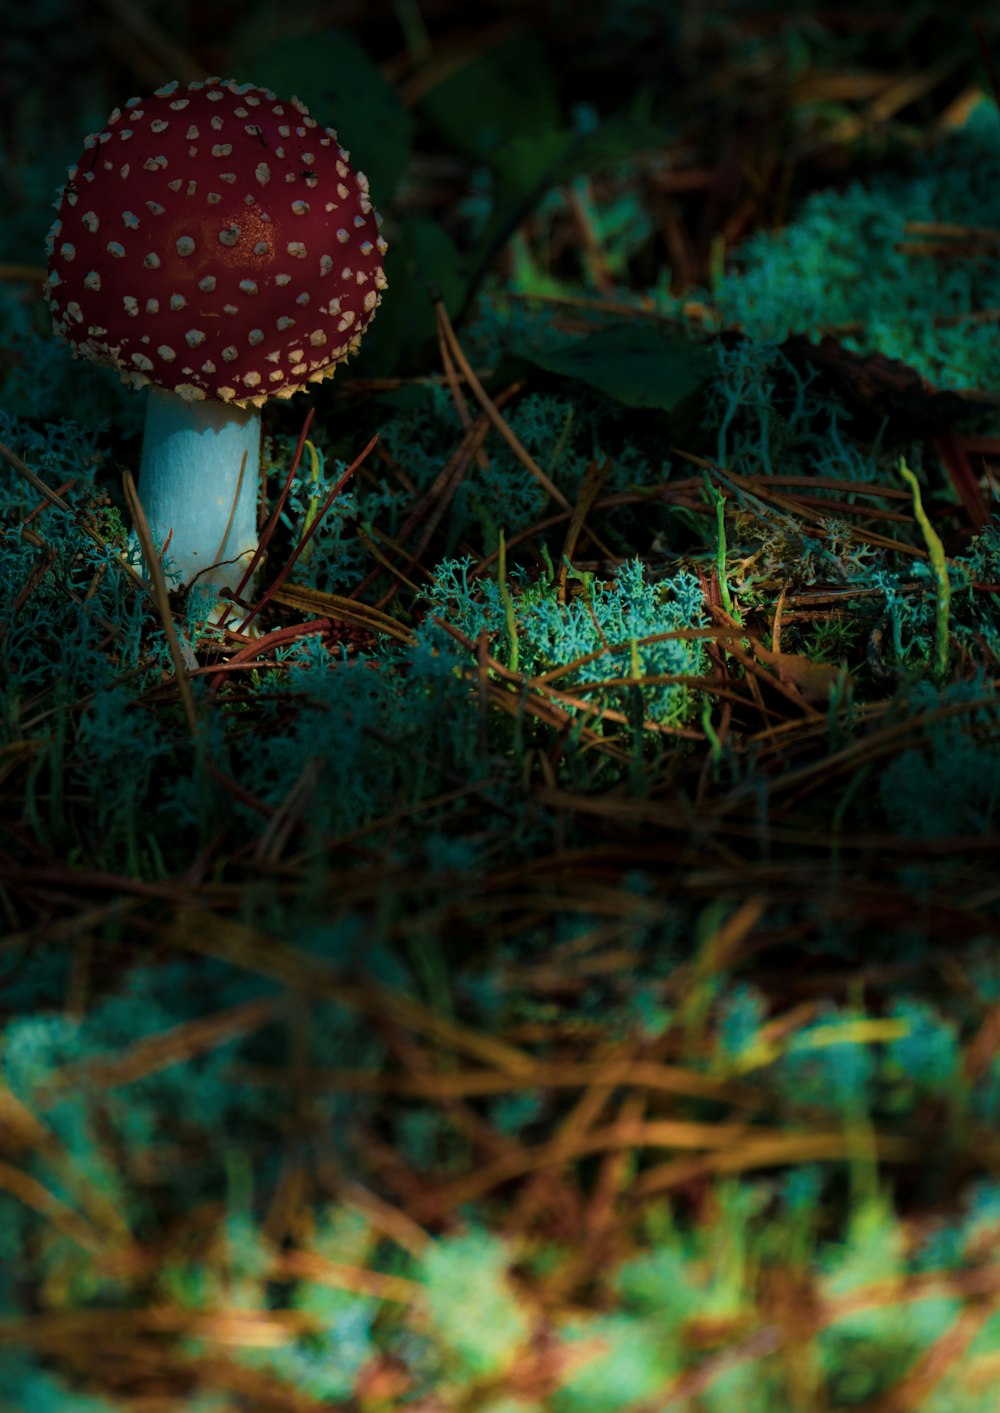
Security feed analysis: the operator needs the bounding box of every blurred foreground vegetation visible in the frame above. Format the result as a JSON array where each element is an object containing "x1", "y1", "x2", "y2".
[{"x1": 1, "y1": 2, "x2": 1000, "y2": 1408}]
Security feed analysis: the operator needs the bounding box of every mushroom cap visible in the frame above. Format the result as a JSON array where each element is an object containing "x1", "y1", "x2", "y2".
[{"x1": 45, "y1": 77, "x2": 387, "y2": 408}]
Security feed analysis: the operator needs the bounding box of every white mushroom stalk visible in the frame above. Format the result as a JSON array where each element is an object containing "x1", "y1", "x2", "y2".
[
  {"x1": 138, "y1": 386, "x2": 260, "y2": 597},
  {"x1": 43, "y1": 75, "x2": 387, "y2": 606}
]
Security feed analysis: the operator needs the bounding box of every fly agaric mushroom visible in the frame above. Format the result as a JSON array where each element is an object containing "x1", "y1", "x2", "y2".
[{"x1": 44, "y1": 76, "x2": 387, "y2": 605}]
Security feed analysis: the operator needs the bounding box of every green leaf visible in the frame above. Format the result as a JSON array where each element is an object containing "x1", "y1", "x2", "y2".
[
  {"x1": 419, "y1": 35, "x2": 560, "y2": 161},
  {"x1": 230, "y1": 30, "x2": 413, "y2": 198},
  {"x1": 509, "y1": 323, "x2": 715, "y2": 412}
]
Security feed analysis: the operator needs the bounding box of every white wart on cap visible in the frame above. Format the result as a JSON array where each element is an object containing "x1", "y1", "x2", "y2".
[{"x1": 44, "y1": 76, "x2": 388, "y2": 407}]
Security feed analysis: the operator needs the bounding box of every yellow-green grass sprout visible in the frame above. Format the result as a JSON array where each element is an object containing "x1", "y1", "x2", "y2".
[{"x1": 899, "y1": 457, "x2": 951, "y2": 684}]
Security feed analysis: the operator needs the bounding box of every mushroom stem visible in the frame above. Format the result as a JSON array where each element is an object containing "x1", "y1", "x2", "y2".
[{"x1": 136, "y1": 386, "x2": 261, "y2": 597}]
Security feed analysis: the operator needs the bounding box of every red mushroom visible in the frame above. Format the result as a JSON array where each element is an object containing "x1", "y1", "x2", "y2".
[{"x1": 44, "y1": 77, "x2": 387, "y2": 609}]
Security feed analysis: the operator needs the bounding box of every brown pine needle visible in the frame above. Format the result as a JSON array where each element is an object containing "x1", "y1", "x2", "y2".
[{"x1": 122, "y1": 469, "x2": 200, "y2": 736}]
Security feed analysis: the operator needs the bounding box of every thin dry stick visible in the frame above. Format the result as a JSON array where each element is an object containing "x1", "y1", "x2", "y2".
[
  {"x1": 239, "y1": 433, "x2": 377, "y2": 633},
  {"x1": 0, "y1": 441, "x2": 146, "y2": 592},
  {"x1": 276, "y1": 1056, "x2": 745, "y2": 1106},
  {"x1": 39, "y1": 997, "x2": 282, "y2": 1103},
  {"x1": 213, "y1": 412, "x2": 314, "y2": 638},
  {"x1": 359, "y1": 525, "x2": 426, "y2": 594},
  {"x1": 165, "y1": 908, "x2": 538, "y2": 1077},
  {"x1": 557, "y1": 458, "x2": 611, "y2": 604},
  {"x1": 0, "y1": 1089, "x2": 132, "y2": 1246},
  {"x1": 398, "y1": 413, "x2": 499, "y2": 582},
  {"x1": 122, "y1": 470, "x2": 199, "y2": 736},
  {"x1": 366, "y1": 408, "x2": 501, "y2": 611},
  {"x1": 433, "y1": 297, "x2": 570, "y2": 510},
  {"x1": 0, "y1": 263, "x2": 47, "y2": 284},
  {"x1": 358, "y1": 382, "x2": 522, "y2": 611},
  {"x1": 413, "y1": 1121, "x2": 916, "y2": 1220},
  {"x1": 0, "y1": 1161, "x2": 106, "y2": 1255},
  {"x1": 213, "y1": 405, "x2": 315, "y2": 630},
  {"x1": 268, "y1": 583, "x2": 417, "y2": 645},
  {"x1": 437, "y1": 315, "x2": 477, "y2": 434},
  {"x1": 274, "y1": 1248, "x2": 420, "y2": 1305},
  {"x1": 205, "y1": 617, "x2": 336, "y2": 699},
  {"x1": 434, "y1": 614, "x2": 705, "y2": 742},
  {"x1": 338, "y1": 1179, "x2": 431, "y2": 1258}
]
